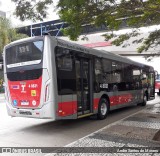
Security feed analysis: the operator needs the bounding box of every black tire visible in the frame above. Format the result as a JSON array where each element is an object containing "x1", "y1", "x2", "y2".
[
  {"x1": 141, "y1": 93, "x2": 147, "y2": 106},
  {"x1": 97, "y1": 98, "x2": 109, "y2": 120}
]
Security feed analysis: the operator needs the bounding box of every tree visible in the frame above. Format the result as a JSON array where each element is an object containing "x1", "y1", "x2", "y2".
[
  {"x1": 0, "y1": 17, "x2": 28, "y2": 53},
  {"x1": 12, "y1": 0, "x2": 160, "y2": 53}
]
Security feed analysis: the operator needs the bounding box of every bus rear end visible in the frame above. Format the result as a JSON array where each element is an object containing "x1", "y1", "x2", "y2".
[
  {"x1": 155, "y1": 74, "x2": 160, "y2": 94},
  {"x1": 4, "y1": 36, "x2": 56, "y2": 119}
]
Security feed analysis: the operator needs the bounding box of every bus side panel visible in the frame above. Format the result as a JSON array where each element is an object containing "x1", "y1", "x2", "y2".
[
  {"x1": 42, "y1": 36, "x2": 58, "y2": 120},
  {"x1": 57, "y1": 94, "x2": 77, "y2": 119},
  {"x1": 93, "y1": 89, "x2": 143, "y2": 111},
  {"x1": 50, "y1": 37, "x2": 65, "y2": 120}
]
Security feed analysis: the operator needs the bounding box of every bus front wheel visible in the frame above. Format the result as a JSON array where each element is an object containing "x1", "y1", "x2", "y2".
[{"x1": 97, "y1": 98, "x2": 109, "y2": 120}]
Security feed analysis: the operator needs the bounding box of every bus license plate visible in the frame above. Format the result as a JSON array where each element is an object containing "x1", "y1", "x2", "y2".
[{"x1": 19, "y1": 111, "x2": 32, "y2": 115}]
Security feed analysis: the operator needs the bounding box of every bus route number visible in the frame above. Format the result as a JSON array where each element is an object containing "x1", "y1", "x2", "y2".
[
  {"x1": 19, "y1": 45, "x2": 30, "y2": 54},
  {"x1": 100, "y1": 83, "x2": 108, "y2": 89}
]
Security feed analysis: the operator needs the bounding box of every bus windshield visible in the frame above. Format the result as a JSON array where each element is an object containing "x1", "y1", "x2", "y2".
[{"x1": 6, "y1": 40, "x2": 43, "y2": 68}]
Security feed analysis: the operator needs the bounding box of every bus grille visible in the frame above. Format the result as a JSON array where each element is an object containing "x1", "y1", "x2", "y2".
[{"x1": 7, "y1": 69, "x2": 42, "y2": 81}]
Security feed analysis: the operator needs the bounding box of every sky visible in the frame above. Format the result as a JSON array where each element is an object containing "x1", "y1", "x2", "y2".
[{"x1": 0, "y1": 0, "x2": 59, "y2": 27}]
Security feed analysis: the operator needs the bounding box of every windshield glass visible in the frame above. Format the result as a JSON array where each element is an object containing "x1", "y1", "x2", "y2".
[{"x1": 6, "y1": 40, "x2": 43, "y2": 68}]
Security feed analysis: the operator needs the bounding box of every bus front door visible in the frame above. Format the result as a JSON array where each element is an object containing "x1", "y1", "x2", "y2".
[{"x1": 76, "y1": 59, "x2": 93, "y2": 117}]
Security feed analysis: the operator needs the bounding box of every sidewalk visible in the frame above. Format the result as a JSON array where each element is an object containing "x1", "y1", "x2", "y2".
[{"x1": 47, "y1": 99, "x2": 160, "y2": 155}]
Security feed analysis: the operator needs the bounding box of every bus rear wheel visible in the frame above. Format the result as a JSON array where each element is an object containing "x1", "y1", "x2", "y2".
[{"x1": 97, "y1": 98, "x2": 109, "y2": 120}]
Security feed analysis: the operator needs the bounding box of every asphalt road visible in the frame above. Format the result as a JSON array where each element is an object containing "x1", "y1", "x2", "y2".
[{"x1": 0, "y1": 95, "x2": 159, "y2": 148}]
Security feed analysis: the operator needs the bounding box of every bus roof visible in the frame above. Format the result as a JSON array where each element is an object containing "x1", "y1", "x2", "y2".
[
  {"x1": 4, "y1": 36, "x2": 44, "y2": 49},
  {"x1": 54, "y1": 36, "x2": 154, "y2": 70},
  {"x1": 4, "y1": 34, "x2": 154, "y2": 71}
]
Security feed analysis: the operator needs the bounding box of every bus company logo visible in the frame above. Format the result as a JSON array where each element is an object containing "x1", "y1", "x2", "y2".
[
  {"x1": 13, "y1": 100, "x2": 18, "y2": 106},
  {"x1": 31, "y1": 90, "x2": 36, "y2": 96},
  {"x1": 21, "y1": 84, "x2": 26, "y2": 93},
  {"x1": 21, "y1": 100, "x2": 29, "y2": 106},
  {"x1": 11, "y1": 85, "x2": 19, "y2": 89},
  {"x1": 32, "y1": 100, "x2": 36, "y2": 106}
]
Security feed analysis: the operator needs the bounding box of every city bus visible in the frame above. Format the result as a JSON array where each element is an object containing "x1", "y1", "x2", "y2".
[{"x1": 3, "y1": 34, "x2": 155, "y2": 120}]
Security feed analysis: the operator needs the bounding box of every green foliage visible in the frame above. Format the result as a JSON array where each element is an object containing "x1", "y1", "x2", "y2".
[
  {"x1": 138, "y1": 30, "x2": 160, "y2": 53},
  {"x1": 0, "y1": 17, "x2": 28, "y2": 54},
  {"x1": 0, "y1": 78, "x2": 4, "y2": 93},
  {"x1": 12, "y1": 0, "x2": 160, "y2": 53},
  {"x1": 12, "y1": 0, "x2": 53, "y2": 21}
]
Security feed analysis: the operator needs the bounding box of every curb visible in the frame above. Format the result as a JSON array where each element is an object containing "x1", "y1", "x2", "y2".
[
  {"x1": 65, "y1": 103, "x2": 160, "y2": 148},
  {"x1": 65, "y1": 106, "x2": 147, "y2": 147},
  {"x1": 45, "y1": 104, "x2": 160, "y2": 156}
]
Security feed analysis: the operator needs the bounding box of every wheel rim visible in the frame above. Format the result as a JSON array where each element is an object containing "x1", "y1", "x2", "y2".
[{"x1": 101, "y1": 102, "x2": 107, "y2": 116}]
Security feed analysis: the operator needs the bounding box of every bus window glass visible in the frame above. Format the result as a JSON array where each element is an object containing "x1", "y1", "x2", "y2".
[
  {"x1": 95, "y1": 58, "x2": 103, "y2": 92},
  {"x1": 6, "y1": 40, "x2": 43, "y2": 68},
  {"x1": 123, "y1": 64, "x2": 132, "y2": 82},
  {"x1": 133, "y1": 70, "x2": 141, "y2": 76},
  {"x1": 56, "y1": 48, "x2": 72, "y2": 71},
  {"x1": 111, "y1": 61, "x2": 122, "y2": 83},
  {"x1": 142, "y1": 67, "x2": 152, "y2": 87},
  {"x1": 55, "y1": 47, "x2": 76, "y2": 95},
  {"x1": 102, "y1": 59, "x2": 111, "y2": 73},
  {"x1": 102, "y1": 59, "x2": 112, "y2": 83},
  {"x1": 118, "y1": 63, "x2": 133, "y2": 91},
  {"x1": 132, "y1": 68, "x2": 141, "y2": 89},
  {"x1": 95, "y1": 58, "x2": 102, "y2": 75}
]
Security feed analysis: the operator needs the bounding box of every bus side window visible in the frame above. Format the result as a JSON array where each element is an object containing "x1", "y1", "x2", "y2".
[
  {"x1": 56, "y1": 48, "x2": 72, "y2": 71},
  {"x1": 111, "y1": 61, "x2": 123, "y2": 91},
  {"x1": 132, "y1": 68, "x2": 141, "y2": 89},
  {"x1": 122, "y1": 64, "x2": 133, "y2": 90},
  {"x1": 102, "y1": 59, "x2": 112, "y2": 83},
  {"x1": 142, "y1": 67, "x2": 151, "y2": 88},
  {"x1": 111, "y1": 62, "x2": 122, "y2": 83},
  {"x1": 94, "y1": 58, "x2": 103, "y2": 92},
  {"x1": 55, "y1": 47, "x2": 76, "y2": 95}
]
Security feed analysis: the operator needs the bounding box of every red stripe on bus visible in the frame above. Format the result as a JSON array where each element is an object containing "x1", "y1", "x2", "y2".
[
  {"x1": 58, "y1": 99, "x2": 100, "y2": 117},
  {"x1": 110, "y1": 94, "x2": 133, "y2": 106},
  {"x1": 58, "y1": 94, "x2": 133, "y2": 116},
  {"x1": 93, "y1": 98, "x2": 100, "y2": 110},
  {"x1": 58, "y1": 101, "x2": 77, "y2": 117}
]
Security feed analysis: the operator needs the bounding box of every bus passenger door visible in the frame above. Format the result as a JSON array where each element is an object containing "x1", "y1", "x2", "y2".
[{"x1": 76, "y1": 58, "x2": 93, "y2": 116}]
